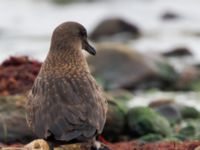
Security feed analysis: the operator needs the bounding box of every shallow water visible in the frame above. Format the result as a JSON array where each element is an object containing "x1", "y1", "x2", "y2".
[{"x1": 0, "y1": 0, "x2": 200, "y2": 62}]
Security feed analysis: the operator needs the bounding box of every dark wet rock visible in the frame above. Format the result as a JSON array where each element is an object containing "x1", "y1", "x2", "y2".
[
  {"x1": 88, "y1": 43, "x2": 153, "y2": 90},
  {"x1": 139, "y1": 134, "x2": 163, "y2": 142},
  {"x1": 149, "y1": 99, "x2": 174, "y2": 108},
  {"x1": 102, "y1": 100, "x2": 126, "y2": 142},
  {"x1": 126, "y1": 107, "x2": 172, "y2": 137},
  {"x1": 149, "y1": 99, "x2": 182, "y2": 124},
  {"x1": 194, "y1": 63, "x2": 200, "y2": 69},
  {"x1": 162, "y1": 47, "x2": 192, "y2": 57},
  {"x1": 175, "y1": 66, "x2": 200, "y2": 90},
  {"x1": 180, "y1": 106, "x2": 200, "y2": 119},
  {"x1": 87, "y1": 43, "x2": 177, "y2": 91},
  {"x1": 180, "y1": 66, "x2": 200, "y2": 91},
  {"x1": 0, "y1": 116, "x2": 35, "y2": 144},
  {"x1": 89, "y1": 18, "x2": 141, "y2": 42},
  {"x1": 161, "y1": 11, "x2": 180, "y2": 20},
  {"x1": 153, "y1": 58, "x2": 178, "y2": 84},
  {"x1": 179, "y1": 120, "x2": 200, "y2": 139},
  {"x1": 0, "y1": 95, "x2": 36, "y2": 144}
]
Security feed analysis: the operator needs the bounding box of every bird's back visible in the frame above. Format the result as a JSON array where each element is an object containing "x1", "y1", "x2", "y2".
[{"x1": 26, "y1": 70, "x2": 107, "y2": 142}]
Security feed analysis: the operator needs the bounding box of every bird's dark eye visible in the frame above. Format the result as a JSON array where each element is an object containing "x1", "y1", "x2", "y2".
[{"x1": 80, "y1": 30, "x2": 87, "y2": 37}]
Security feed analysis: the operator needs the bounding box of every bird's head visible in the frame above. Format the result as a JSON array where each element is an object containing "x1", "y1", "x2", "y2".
[{"x1": 50, "y1": 22, "x2": 96, "y2": 55}]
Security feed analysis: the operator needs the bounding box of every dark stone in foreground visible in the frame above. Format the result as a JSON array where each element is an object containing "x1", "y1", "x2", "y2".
[
  {"x1": 181, "y1": 106, "x2": 200, "y2": 119},
  {"x1": 162, "y1": 47, "x2": 192, "y2": 57},
  {"x1": 0, "y1": 94, "x2": 118, "y2": 144},
  {"x1": 0, "y1": 95, "x2": 36, "y2": 144},
  {"x1": 179, "y1": 119, "x2": 200, "y2": 140},
  {"x1": 102, "y1": 100, "x2": 125, "y2": 142},
  {"x1": 149, "y1": 99, "x2": 182, "y2": 124},
  {"x1": 126, "y1": 107, "x2": 172, "y2": 137}
]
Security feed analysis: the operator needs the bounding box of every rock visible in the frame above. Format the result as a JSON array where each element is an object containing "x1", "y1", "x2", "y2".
[
  {"x1": 87, "y1": 43, "x2": 177, "y2": 90},
  {"x1": 179, "y1": 119, "x2": 200, "y2": 139},
  {"x1": 25, "y1": 139, "x2": 50, "y2": 150},
  {"x1": 153, "y1": 57, "x2": 178, "y2": 86},
  {"x1": 102, "y1": 90, "x2": 133, "y2": 142},
  {"x1": 102, "y1": 100, "x2": 126, "y2": 142},
  {"x1": 0, "y1": 95, "x2": 36, "y2": 144},
  {"x1": 126, "y1": 107, "x2": 172, "y2": 137},
  {"x1": 175, "y1": 66, "x2": 200, "y2": 90},
  {"x1": 180, "y1": 106, "x2": 200, "y2": 119},
  {"x1": 88, "y1": 43, "x2": 153, "y2": 90},
  {"x1": 162, "y1": 47, "x2": 192, "y2": 57},
  {"x1": 179, "y1": 123, "x2": 195, "y2": 139},
  {"x1": 149, "y1": 99, "x2": 182, "y2": 124},
  {"x1": 149, "y1": 99, "x2": 174, "y2": 108},
  {"x1": 89, "y1": 18, "x2": 141, "y2": 42},
  {"x1": 178, "y1": 66, "x2": 200, "y2": 91},
  {"x1": 161, "y1": 11, "x2": 180, "y2": 20}
]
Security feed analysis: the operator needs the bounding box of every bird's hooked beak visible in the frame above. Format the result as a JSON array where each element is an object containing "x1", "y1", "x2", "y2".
[{"x1": 82, "y1": 39, "x2": 96, "y2": 55}]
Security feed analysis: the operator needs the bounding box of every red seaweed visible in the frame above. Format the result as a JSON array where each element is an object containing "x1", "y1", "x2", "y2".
[{"x1": 0, "y1": 56, "x2": 41, "y2": 96}]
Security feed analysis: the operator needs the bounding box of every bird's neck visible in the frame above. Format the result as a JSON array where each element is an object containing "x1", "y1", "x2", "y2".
[{"x1": 39, "y1": 45, "x2": 90, "y2": 77}]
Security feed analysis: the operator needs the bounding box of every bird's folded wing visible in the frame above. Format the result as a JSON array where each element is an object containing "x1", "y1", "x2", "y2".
[{"x1": 26, "y1": 75, "x2": 106, "y2": 141}]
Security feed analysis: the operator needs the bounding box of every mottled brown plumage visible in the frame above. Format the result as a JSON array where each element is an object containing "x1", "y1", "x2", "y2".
[{"x1": 26, "y1": 22, "x2": 107, "y2": 149}]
